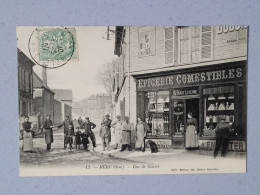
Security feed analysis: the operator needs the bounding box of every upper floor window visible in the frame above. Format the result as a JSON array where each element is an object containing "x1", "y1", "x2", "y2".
[
  {"x1": 178, "y1": 26, "x2": 213, "y2": 64},
  {"x1": 164, "y1": 27, "x2": 174, "y2": 64}
]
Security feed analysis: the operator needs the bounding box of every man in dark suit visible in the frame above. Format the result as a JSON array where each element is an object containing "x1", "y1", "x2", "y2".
[
  {"x1": 212, "y1": 116, "x2": 231, "y2": 158},
  {"x1": 58, "y1": 115, "x2": 74, "y2": 150},
  {"x1": 81, "y1": 117, "x2": 96, "y2": 151}
]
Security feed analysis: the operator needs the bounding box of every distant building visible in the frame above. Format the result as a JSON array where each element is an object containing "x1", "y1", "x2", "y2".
[
  {"x1": 52, "y1": 89, "x2": 73, "y2": 121},
  {"x1": 18, "y1": 48, "x2": 35, "y2": 116},
  {"x1": 52, "y1": 89, "x2": 73, "y2": 106}
]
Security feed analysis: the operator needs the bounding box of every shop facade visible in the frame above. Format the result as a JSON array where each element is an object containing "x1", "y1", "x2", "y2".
[{"x1": 135, "y1": 61, "x2": 247, "y2": 151}]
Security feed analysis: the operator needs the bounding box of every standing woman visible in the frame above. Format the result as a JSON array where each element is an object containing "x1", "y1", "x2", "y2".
[
  {"x1": 185, "y1": 112, "x2": 198, "y2": 150},
  {"x1": 22, "y1": 116, "x2": 33, "y2": 152},
  {"x1": 135, "y1": 117, "x2": 147, "y2": 151},
  {"x1": 43, "y1": 115, "x2": 54, "y2": 152}
]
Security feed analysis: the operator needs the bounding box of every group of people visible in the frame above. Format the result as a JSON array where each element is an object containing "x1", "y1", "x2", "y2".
[
  {"x1": 21, "y1": 114, "x2": 148, "y2": 153},
  {"x1": 21, "y1": 111, "x2": 231, "y2": 158},
  {"x1": 99, "y1": 115, "x2": 147, "y2": 152}
]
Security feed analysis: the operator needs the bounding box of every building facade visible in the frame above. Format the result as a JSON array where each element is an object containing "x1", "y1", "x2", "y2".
[
  {"x1": 113, "y1": 26, "x2": 247, "y2": 151},
  {"x1": 18, "y1": 49, "x2": 35, "y2": 117},
  {"x1": 33, "y1": 72, "x2": 55, "y2": 122}
]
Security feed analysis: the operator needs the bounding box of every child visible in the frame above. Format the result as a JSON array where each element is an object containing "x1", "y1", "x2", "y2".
[{"x1": 74, "y1": 127, "x2": 82, "y2": 150}]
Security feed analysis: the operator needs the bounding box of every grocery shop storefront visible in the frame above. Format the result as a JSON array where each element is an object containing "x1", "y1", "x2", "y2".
[{"x1": 135, "y1": 61, "x2": 247, "y2": 151}]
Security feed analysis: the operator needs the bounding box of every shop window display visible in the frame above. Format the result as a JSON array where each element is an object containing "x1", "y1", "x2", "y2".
[
  {"x1": 145, "y1": 91, "x2": 170, "y2": 137},
  {"x1": 203, "y1": 86, "x2": 235, "y2": 137}
]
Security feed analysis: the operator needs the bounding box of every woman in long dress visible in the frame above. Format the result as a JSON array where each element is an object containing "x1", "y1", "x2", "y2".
[
  {"x1": 185, "y1": 112, "x2": 198, "y2": 150},
  {"x1": 22, "y1": 116, "x2": 33, "y2": 152},
  {"x1": 135, "y1": 117, "x2": 147, "y2": 151},
  {"x1": 111, "y1": 115, "x2": 122, "y2": 150}
]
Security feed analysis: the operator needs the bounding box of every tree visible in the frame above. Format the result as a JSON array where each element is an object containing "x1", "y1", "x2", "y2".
[{"x1": 99, "y1": 58, "x2": 120, "y2": 95}]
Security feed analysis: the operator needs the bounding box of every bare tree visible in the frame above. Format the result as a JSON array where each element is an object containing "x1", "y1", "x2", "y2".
[{"x1": 98, "y1": 58, "x2": 120, "y2": 95}]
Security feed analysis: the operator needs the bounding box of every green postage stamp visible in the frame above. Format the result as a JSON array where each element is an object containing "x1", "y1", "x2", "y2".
[{"x1": 37, "y1": 27, "x2": 78, "y2": 62}]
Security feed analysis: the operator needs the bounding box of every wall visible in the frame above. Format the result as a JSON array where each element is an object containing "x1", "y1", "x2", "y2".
[
  {"x1": 53, "y1": 99, "x2": 62, "y2": 124},
  {"x1": 124, "y1": 26, "x2": 247, "y2": 74}
]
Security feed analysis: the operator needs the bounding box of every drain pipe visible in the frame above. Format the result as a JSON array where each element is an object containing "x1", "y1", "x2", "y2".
[{"x1": 128, "y1": 26, "x2": 131, "y2": 118}]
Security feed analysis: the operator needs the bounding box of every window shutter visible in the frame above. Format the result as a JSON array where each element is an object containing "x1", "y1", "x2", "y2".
[
  {"x1": 165, "y1": 27, "x2": 174, "y2": 64},
  {"x1": 200, "y1": 26, "x2": 213, "y2": 61}
]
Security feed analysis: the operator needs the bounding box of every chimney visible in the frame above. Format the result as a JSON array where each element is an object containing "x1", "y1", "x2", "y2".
[{"x1": 42, "y1": 66, "x2": 47, "y2": 86}]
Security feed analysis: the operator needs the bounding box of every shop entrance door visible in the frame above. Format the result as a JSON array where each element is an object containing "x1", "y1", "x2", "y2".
[{"x1": 172, "y1": 98, "x2": 199, "y2": 148}]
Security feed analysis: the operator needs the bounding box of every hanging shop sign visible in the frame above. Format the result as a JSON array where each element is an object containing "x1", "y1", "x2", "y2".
[
  {"x1": 172, "y1": 87, "x2": 199, "y2": 98},
  {"x1": 136, "y1": 65, "x2": 245, "y2": 91}
]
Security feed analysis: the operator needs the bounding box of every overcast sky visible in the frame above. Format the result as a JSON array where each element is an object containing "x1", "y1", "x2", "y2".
[{"x1": 17, "y1": 26, "x2": 116, "y2": 101}]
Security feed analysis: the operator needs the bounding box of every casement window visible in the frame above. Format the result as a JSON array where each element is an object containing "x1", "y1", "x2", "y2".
[
  {"x1": 178, "y1": 26, "x2": 213, "y2": 64},
  {"x1": 164, "y1": 27, "x2": 174, "y2": 64}
]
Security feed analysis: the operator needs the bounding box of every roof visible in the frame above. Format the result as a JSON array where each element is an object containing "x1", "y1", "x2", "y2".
[
  {"x1": 96, "y1": 93, "x2": 110, "y2": 97},
  {"x1": 52, "y1": 89, "x2": 73, "y2": 101},
  {"x1": 17, "y1": 48, "x2": 35, "y2": 67},
  {"x1": 33, "y1": 72, "x2": 54, "y2": 94}
]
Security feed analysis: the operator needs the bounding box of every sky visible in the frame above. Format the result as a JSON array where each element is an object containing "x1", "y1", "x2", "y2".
[{"x1": 17, "y1": 26, "x2": 117, "y2": 101}]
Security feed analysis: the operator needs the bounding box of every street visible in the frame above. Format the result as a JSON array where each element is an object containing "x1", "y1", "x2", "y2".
[{"x1": 19, "y1": 119, "x2": 246, "y2": 176}]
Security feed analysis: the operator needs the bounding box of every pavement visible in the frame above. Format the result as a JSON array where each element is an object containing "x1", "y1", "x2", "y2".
[{"x1": 19, "y1": 121, "x2": 247, "y2": 176}]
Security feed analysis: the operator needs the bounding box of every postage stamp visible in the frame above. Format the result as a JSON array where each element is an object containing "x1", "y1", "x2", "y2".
[{"x1": 28, "y1": 27, "x2": 78, "y2": 69}]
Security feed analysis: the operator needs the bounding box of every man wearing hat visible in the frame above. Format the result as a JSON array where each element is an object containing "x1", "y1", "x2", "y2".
[
  {"x1": 99, "y1": 114, "x2": 112, "y2": 151},
  {"x1": 58, "y1": 115, "x2": 74, "y2": 150},
  {"x1": 81, "y1": 117, "x2": 96, "y2": 150},
  {"x1": 212, "y1": 116, "x2": 231, "y2": 158}
]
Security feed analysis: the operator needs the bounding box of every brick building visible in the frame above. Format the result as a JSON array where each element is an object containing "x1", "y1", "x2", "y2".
[
  {"x1": 113, "y1": 26, "x2": 247, "y2": 151},
  {"x1": 18, "y1": 49, "x2": 35, "y2": 117}
]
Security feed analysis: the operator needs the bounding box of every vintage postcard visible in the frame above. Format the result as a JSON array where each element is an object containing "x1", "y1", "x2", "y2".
[{"x1": 17, "y1": 26, "x2": 247, "y2": 177}]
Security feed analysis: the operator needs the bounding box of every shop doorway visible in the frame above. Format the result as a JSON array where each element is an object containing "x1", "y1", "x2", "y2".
[{"x1": 172, "y1": 98, "x2": 199, "y2": 148}]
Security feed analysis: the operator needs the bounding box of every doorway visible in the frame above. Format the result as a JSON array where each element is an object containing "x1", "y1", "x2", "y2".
[{"x1": 171, "y1": 98, "x2": 199, "y2": 148}]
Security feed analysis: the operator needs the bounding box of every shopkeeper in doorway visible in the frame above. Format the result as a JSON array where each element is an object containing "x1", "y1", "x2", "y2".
[{"x1": 185, "y1": 112, "x2": 198, "y2": 150}]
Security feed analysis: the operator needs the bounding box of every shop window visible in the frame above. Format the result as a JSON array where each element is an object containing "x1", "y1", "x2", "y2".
[
  {"x1": 165, "y1": 27, "x2": 174, "y2": 64},
  {"x1": 145, "y1": 91, "x2": 170, "y2": 136},
  {"x1": 203, "y1": 86, "x2": 235, "y2": 137}
]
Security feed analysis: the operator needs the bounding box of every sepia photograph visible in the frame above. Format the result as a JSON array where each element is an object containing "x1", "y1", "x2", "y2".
[{"x1": 17, "y1": 26, "x2": 248, "y2": 177}]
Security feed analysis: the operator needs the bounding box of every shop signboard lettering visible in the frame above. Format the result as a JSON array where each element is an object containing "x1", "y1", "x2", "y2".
[
  {"x1": 216, "y1": 26, "x2": 248, "y2": 47},
  {"x1": 172, "y1": 87, "x2": 199, "y2": 98},
  {"x1": 146, "y1": 139, "x2": 172, "y2": 149},
  {"x1": 199, "y1": 140, "x2": 246, "y2": 151},
  {"x1": 136, "y1": 66, "x2": 245, "y2": 91}
]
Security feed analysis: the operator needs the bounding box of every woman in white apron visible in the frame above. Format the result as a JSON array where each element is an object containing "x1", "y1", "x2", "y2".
[
  {"x1": 135, "y1": 117, "x2": 147, "y2": 151},
  {"x1": 22, "y1": 116, "x2": 33, "y2": 152},
  {"x1": 112, "y1": 115, "x2": 122, "y2": 150},
  {"x1": 185, "y1": 112, "x2": 198, "y2": 150}
]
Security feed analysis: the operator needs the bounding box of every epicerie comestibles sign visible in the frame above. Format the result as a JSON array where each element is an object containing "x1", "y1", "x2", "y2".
[{"x1": 137, "y1": 66, "x2": 244, "y2": 90}]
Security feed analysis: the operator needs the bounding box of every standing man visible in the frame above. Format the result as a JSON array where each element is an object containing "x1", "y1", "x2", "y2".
[
  {"x1": 100, "y1": 114, "x2": 112, "y2": 151},
  {"x1": 111, "y1": 115, "x2": 122, "y2": 150},
  {"x1": 212, "y1": 116, "x2": 231, "y2": 158},
  {"x1": 81, "y1": 117, "x2": 96, "y2": 150},
  {"x1": 78, "y1": 117, "x2": 83, "y2": 127},
  {"x1": 58, "y1": 115, "x2": 74, "y2": 150},
  {"x1": 120, "y1": 116, "x2": 132, "y2": 152},
  {"x1": 43, "y1": 115, "x2": 54, "y2": 152}
]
